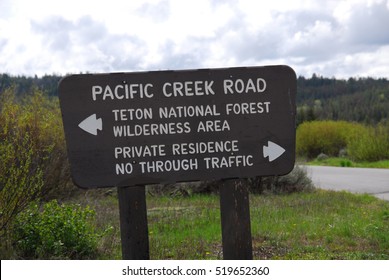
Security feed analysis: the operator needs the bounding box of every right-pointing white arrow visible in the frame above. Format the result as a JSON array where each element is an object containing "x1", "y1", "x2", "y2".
[
  {"x1": 78, "y1": 114, "x2": 103, "y2": 136},
  {"x1": 263, "y1": 141, "x2": 286, "y2": 162}
]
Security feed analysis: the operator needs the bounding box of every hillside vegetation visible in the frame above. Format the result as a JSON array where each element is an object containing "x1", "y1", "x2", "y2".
[{"x1": 297, "y1": 75, "x2": 389, "y2": 124}]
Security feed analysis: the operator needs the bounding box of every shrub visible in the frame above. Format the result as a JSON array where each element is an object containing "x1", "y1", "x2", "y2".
[
  {"x1": 147, "y1": 166, "x2": 314, "y2": 196},
  {"x1": 0, "y1": 89, "x2": 71, "y2": 230},
  {"x1": 147, "y1": 181, "x2": 219, "y2": 196},
  {"x1": 13, "y1": 200, "x2": 98, "y2": 259},
  {"x1": 340, "y1": 159, "x2": 353, "y2": 167},
  {"x1": 296, "y1": 120, "x2": 364, "y2": 159},
  {"x1": 17, "y1": 90, "x2": 70, "y2": 198},
  {"x1": 347, "y1": 122, "x2": 389, "y2": 161},
  {"x1": 0, "y1": 90, "x2": 47, "y2": 235},
  {"x1": 248, "y1": 165, "x2": 315, "y2": 194}
]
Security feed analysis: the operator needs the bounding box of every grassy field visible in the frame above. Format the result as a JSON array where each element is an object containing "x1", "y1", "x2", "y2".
[{"x1": 78, "y1": 189, "x2": 389, "y2": 260}]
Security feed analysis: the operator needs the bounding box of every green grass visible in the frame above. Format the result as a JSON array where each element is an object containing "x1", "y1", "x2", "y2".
[
  {"x1": 147, "y1": 195, "x2": 221, "y2": 259},
  {"x1": 82, "y1": 190, "x2": 389, "y2": 260},
  {"x1": 304, "y1": 157, "x2": 389, "y2": 169},
  {"x1": 250, "y1": 191, "x2": 389, "y2": 259}
]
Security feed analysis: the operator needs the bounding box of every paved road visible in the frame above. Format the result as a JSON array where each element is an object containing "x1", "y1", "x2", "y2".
[{"x1": 304, "y1": 166, "x2": 389, "y2": 201}]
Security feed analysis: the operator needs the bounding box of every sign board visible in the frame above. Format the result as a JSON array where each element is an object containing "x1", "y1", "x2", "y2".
[{"x1": 59, "y1": 66, "x2": 296, "y2": 188}]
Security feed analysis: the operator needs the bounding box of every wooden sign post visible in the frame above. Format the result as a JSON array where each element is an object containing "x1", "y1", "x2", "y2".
[
  {"x1": 220, "y1": 179, "x2": 253, "y2": 259},
  {"x1": 117, "y1": 186, "x2": 149, "y2": 260}
]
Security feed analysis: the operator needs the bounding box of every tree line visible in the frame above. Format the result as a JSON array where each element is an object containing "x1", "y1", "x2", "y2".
[
  {"x1": 297, "y1": 74, "x2": 389, "y2": 124},
  {"x1": 1, "y1": 72, "x2": 389, "y2": 124}
]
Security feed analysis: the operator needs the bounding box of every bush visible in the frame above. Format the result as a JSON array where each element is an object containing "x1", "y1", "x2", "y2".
[
  {"x1": 13, "y1": 200, "x2": 98, "y2": 259},
  {"x1": 0, "y1": 90, "x2": 47, "y2": 235},
  {"x1": 248, "y1": 165, "x2": 315, "y2": 194},
  {"x1": 147, "y1": 166, "x2": 314, "y2": 196},
  {"x1": 0, "y1": 89, "x2": 71, "y2": 235},
  {"x1": 340, "y1": 159, "x2": 353, "y2": 167},
  {"x1": 296, "y1": 120, "x2": 364, "y2": 159},
  {"x1": 347, "y1": 122, "x2": 389, "y2": 161},
  {"x1": 297, "y1": 120, "x2": 389, "y2": 162},
  {"x1": 147, "y1": 181, "x2": 220, "y2": 196}
]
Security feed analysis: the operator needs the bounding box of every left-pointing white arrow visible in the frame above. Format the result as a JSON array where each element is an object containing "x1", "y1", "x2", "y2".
[{"x1": 78, "y1": 114, "x2": 103, "y2": 135}]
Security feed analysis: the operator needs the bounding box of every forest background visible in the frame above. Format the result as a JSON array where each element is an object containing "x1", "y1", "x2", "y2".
[{"x1": 2, "y1": 73, "x2": 389, "y2": 124}]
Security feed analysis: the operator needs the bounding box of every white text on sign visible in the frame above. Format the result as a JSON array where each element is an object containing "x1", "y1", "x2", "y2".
[{"x1": 91, "y1": 78, "x2": 267, "y2": 101}]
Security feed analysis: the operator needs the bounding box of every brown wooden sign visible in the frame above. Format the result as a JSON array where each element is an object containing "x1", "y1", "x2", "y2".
[{"x1": 59, "y1": 65, "x2": 296, "y2": 188}]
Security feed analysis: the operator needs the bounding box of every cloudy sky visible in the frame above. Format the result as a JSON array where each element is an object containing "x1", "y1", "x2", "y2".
[{"x1": 1, "y1": 0, "x2": 389, "y2": 78}]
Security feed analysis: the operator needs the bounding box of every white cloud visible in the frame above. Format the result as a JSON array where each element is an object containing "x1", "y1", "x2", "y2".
[
  {"x1": 344, "y1": 1, "x2": 389, "y2": 46},
  {"x1": 1, "y1": 0, "x2": 389, "y2": 78}
]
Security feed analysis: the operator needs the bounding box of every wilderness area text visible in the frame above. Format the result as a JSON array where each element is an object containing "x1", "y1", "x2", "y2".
[{"x1": 111, "y1": 103, "x2": 271, "y2": 137}]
